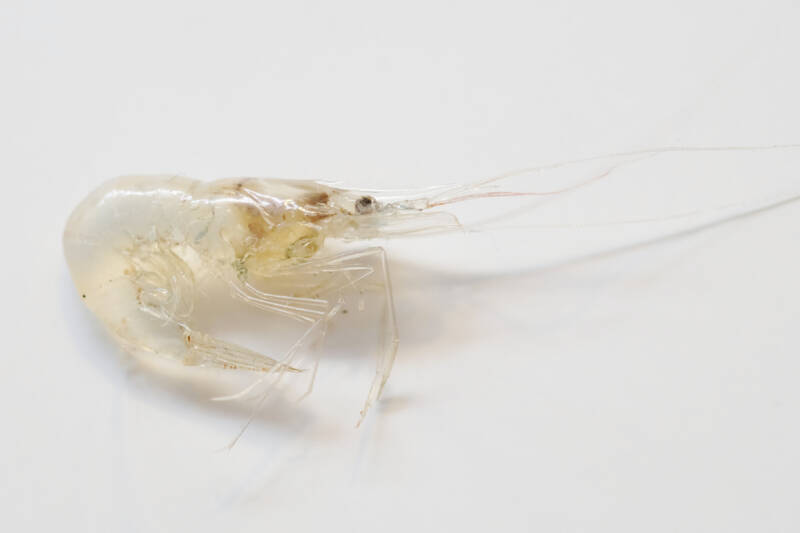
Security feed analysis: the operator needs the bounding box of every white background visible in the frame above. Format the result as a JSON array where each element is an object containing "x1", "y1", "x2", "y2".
[{"x1": 2, "y1": 1, "x2": 800, "y2": 531}]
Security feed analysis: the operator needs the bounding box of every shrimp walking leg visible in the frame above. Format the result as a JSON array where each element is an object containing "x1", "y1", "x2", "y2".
[
  {"x1": 290, "y1": 247, "x2": 399, "y2": 424},
  {"x1": 217, "y1": 295, "x2": 344, "y2": 449},
  {"x1": 227, "y1": 279, "x2": 332, "y2": 323},
  {"x1": 228, "y1": 247, "x2": 398, "y2": 424},
  {"x1": 212, "y1": 272, "x2": 344, "y2": 403}
]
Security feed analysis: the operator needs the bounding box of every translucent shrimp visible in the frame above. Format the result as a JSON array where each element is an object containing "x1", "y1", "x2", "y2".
[
  {"x1": 63, "y1": 175, "x2": 459, "y2": 424},
  {"x1": 63, "y1": 144, "x2": 800, "y2": 427}
]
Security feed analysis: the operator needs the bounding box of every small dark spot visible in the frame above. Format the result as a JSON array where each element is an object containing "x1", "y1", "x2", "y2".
[
  {"x1": 82, "y1": 294, "x2": 86, "y2": 298},
  {"x1": 342, "y1": 309, "x2": 348, "y2": 314},
  {"x1": 355, "y1": 195, "x2": 377, "y2": 214},
  {"x1": 248, "y1": 221, "x2": 265, "y2": 238},
  {"x1": 303, "y1": 192, "x2": 330, "y2": 205}
]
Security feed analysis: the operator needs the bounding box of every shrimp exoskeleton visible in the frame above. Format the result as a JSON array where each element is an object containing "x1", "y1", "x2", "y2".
[
  {"x1": 64, "y1": 174, "x2": 469, "y2": 424},
  {"x1": 64, "y1": 145, "x2": 800, "y2": 429}
]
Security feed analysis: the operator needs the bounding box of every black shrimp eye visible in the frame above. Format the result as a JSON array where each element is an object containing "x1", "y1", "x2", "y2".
[{"x1": 355, "y1": 195, "x2": 377, "y2": 214}]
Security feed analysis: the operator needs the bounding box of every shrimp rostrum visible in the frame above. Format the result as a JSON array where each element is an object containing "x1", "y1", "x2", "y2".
[{"x1": 63, "y1": 145, "x2": 800, "y2": 425}]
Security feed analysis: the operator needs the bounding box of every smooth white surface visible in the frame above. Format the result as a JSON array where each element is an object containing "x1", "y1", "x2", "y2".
[{"x1": 2, "y1": 1, "x2": 799, "y2": 531}]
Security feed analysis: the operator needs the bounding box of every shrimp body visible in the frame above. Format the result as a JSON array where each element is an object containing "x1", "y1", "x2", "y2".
[{"x1": 65, "y1": 175, "x2": 440, "y2": 419}]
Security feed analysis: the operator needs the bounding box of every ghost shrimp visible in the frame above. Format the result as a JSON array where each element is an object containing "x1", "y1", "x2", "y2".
[
  {"x1": 63, "y1": 144, "x2": 800, "y2": 426},
  {"x1": 63, "y1": 174, "x2": 470, "y2": 423}
]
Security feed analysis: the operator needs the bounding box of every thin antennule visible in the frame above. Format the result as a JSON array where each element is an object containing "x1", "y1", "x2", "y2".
[
  {"x1": 426, "y1": 167, "x2": 615, "y2": 208},
  {"x1": 420, "y1": 143, "x2": 800, "y2": 210},
  {"x1": 466, "y1": 190, "x2": 800, "y2": 233}
]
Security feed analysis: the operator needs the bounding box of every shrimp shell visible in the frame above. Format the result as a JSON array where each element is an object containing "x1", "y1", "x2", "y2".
[{"x1": 64, "y1": 175, "x2": 443, "y2": 422}]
